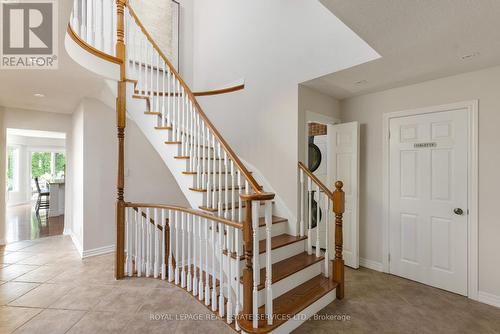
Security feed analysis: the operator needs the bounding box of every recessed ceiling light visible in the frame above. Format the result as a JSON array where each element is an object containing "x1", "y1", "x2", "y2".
[
  {"x1": 34, "y1": 93, "x2": 45, "y2": 98},
  {"x1": 354, "y1": 80, "x2": 368, "y2": 86},
  {"x1": 461, "y1": 52, "x2": 480, "y2": 60}
]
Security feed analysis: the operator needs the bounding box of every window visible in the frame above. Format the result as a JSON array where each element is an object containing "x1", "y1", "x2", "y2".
[
  {"x1": 7, "y1": 147, "x2": 20, "y2": 191},
  {"x1": 31, "y1": 151, "x2": 66, "y2": 180}
]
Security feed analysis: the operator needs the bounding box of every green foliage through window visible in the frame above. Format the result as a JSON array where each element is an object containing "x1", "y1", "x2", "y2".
[{"x1": 31, "y1": 152, "x2": 52, "y2": 179}]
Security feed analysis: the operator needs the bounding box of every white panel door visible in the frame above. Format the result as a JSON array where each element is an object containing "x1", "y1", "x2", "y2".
[
  {"x1": 327, "y1": 122, "x2": 359, "y2": 269},
  {"x1": 389, "y1": 109, "x2": 468, "y2": 295}
]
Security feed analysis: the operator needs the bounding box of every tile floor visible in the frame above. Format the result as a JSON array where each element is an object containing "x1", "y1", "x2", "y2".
[{"x1": 1, "y1": 236, "x2": 500, "y2": 333}]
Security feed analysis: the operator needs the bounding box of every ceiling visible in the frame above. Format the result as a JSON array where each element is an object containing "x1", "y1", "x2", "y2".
[
  {"x1": 304, "y1": 0, "x2": 500, "y2": 100},
  {"x1": 0, "y1": 2, "x2": 105, "y2": 114}
]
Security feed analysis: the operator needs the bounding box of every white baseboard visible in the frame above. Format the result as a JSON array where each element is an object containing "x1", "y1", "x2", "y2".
[
  {"x1": 70, "y1": 233, "x2": 83, "y2": 258},
  {"x1": 82, "y1": 244, "x2": 115, "y2": 258},
  {"x1": 478, "y1": 291, "x2": 500, "y2": 309},
  {"x1": 359, "y1": 257, "x2": 383, "y2": 272}
]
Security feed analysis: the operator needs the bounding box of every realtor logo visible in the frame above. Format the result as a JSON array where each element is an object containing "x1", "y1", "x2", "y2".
[{"x1": 1, "y1": 0, "x2": 58, "y2": 69}]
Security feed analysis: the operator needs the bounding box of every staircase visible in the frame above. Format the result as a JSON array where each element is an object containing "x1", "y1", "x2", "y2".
[{"x1": 65, "y1": 1, "x2": 346, "y2": 333}]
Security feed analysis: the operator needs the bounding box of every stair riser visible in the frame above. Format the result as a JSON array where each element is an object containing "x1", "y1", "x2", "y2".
[
  {"x1": 189, "y1": 174, "x2": 244, "y2": 188},
  {"x1": 198, "y1": 191, "x2": 247, "y2": 208},
  {"x1": 183, "y1": 159, "x2": 230, "y2": 174}
]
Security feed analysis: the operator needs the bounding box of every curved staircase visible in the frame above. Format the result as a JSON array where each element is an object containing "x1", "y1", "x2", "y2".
[{"x1": 65, "y1": 1, "x2": 346, "y2": 333}]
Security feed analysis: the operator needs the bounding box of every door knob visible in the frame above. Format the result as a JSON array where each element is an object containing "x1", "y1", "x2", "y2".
[{"x1": 454, "y1": 208, "x2": 464, "y2": 215}]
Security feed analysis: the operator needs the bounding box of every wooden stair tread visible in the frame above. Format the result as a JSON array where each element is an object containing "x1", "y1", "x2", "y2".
[
  {"x1": 226, "y1": 233, "x2": 303, "y2": 260},
  {"x1": 256, "y1": 252, "x2": 321, "y2": 290},
  {"x1": 238, "y1": 275, "x2": 337, "y2": 333},
  {"x1": 258, "y1": 215, "x2": 286, "y2": 227}
]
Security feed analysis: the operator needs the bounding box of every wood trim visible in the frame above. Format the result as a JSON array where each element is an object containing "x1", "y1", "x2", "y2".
[
  {"x1": 133, "y1": 83, "x2": 244, "y2": 98},
  {"x1": 66, "y1": 24, "x2": 122, "y2": 65},
  {"x1": 194, "y1": 83, "x2": 245, "y2": 97},
  {"x1": 298, "y1": 162, "x2": 333, "y2": 199},
  {"x1": 124, "y1": 202, "x2": 243, "y2": 229},
  {"x1": 125, "y1": 3, "x2": 263, "y2": 194}
]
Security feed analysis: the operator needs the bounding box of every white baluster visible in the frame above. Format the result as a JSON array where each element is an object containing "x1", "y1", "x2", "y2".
[
  {"x1": 154, "y1": 208, "x2": 159, "y2": 278},
  {"x1": 265, "y1": 201, "x2": 273, "y2": 325},
  {"x1": 231, "y1": 161, "x2": 235, "y2": 221},
  {"x1": 109, "y1": 0, "x2": 114, "y2": 55},
  {"x1": 181, "y1": 212, "x2": 186, "y2": 288},
  {"x1": 81, "y1": 0, "x2": 86, "y2": 42},
  {"x1": 252, "y1": 201, "x2": 260, "y2": 329},
  {"x1": 223, "y1": 151, "x2": 227, "y2": 218},
  {"x1": 100, "y1": 0, "x2": 104, "y2": 51},
  {"x1": 125, "y1": 207, "x2": 130, "y2": 276},
  {"x1": 174, "y1": 211, "x2": 180, "y2": 285},
  {"x1": 206, "y1": 131, "x2": 212, "y2": 208},
  {"x1": 226, "y1": 225, "x2": 234, "y2": 324},
  {"x1": 161, "y1": 61, "x2": 166, "y2": 127},
  {"x1": 219, "y1": 148, "x2": 224, "y2": 217},
  {"x1": 238, "y1": 171, "x2": 242, "y2": 222},
  {"x1": 135, "y1": 208, "x2": 140, "y2": 275},
  {"x1": 307, "y1": 178, "x2": 312, "y2": 255},
  {"x1": 316, "y1": 185, "x2": 321, "y2": 258},
  {"x1": 137, "y1": 208, "x2": 143, "y2": 277},
  {"x1": 300, "y1": 169, "x2": 304, "y2": 237},
  {"x1": 161, "y1": 209, "x2": 166, "y2": 280},
  {"x1": 204, "y1": 218, "x2": 210, "y2": 305},
  {"x1": 198, "y1": 216, "x2": 204, "y2": 301},
  {"x1": 212, "y1": 135, "x2": 217, "y2": 210},
  {"x1": 146, "y1": 208, "x2": 151, "y2": 277},
  {"x1": 324, "y1": 195, "x2": 330, "y2": 277},
  {"x1": 168, "y1": 210, "x2": 174, "y2": 282},
  {"x1": 167, "y1": 67, "x2": 172, "y2": 128},
  {"x1": 211, "y1": 220, "x2": 217, "y2": 311},
  {"x1": 187, "y1": 214, "x2": 192, "y2": 292},
  {"x1": 218, "y1": 222, "x2": 225, "y2": 317},
  {"x1": 72, "y1": 0, "x2": 80, "y2": 35},
  {"x1": 192, "y1": 214, "x2": 198, "y2": 296}
]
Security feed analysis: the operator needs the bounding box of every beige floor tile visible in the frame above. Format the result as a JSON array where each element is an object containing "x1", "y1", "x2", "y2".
[
  {"x1": 0, "y1": 252, "x2": 36, "y2": 265},
  {"x1": 13, "y1": 309, "x2": 86, "y2": 334},
  {"x1": 0, "y1": 265, "x2": 38, "y2": 281},
  {"x1": 0, "y1": 282, "x2": 39, "y2": 305},
  {"x1": 13, "y1": 266, "x2": 64, "y2": 283},
  {"x1": 8, "y1": 283, "x2": 73, "y2": 308},
  {"x1": 93, "y1": 287, "x2": 144, "y2": 313},
  {"x1": 0, "y1": 306, "x2": 42, "y2": 333},
  {"x1": 66, "y1": 311, "x2": 131, "y2": 334},
  {"x1": 49, "y1": 285, "x2": 114, "y2": 311},
  {"x1": 121, "y1": 312, "x2": 179, "y2": 334},
  {"x1": 3, "y1": 241, "x2": 36, "y2": 252}
]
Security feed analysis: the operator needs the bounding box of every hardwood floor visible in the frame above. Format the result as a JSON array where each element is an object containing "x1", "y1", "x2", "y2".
[{"x1": 5, "y1": 204, "x2": 64, "y2": 243}]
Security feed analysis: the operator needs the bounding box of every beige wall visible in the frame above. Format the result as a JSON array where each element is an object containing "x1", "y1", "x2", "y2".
[
  {"x1": 298, "y1": 85, "x2": 341, "y2": 164},
  {"x1": 340, "y1": 65, "x2": 500, "y2": 297}
]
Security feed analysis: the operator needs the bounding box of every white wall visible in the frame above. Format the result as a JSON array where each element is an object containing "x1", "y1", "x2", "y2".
[
  {"x1": 0, "y1": 107, "x2": 72, "y2": 245},
  {"x1": 191, "y1": 0, "x2": 378, "y2": 221},
  {"x1": 68, "y1": 98, "x2": 188, "y2": 255},
  {"x1": 340, "y1": 65, "x2": 500, "y2": 298}
]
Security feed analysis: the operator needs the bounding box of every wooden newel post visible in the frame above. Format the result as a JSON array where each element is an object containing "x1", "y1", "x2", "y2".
[
  {"x1": 115, "y1": 0, "x2": 127, "y2": 280},
  {"x1": 332, "y1": 181, "x2": 345, "y2": 299},
  {"x1": 241, "y1": 198, "x2": 254, "y2": 320}
]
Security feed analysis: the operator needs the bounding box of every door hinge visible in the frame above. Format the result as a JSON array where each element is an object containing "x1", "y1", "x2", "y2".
[
  {"x1": 388, "y1": 253, "x2": 391, "y2": 262},
  {"x1": 388, "y1": 131, "x2": 391, "y2": 139}
]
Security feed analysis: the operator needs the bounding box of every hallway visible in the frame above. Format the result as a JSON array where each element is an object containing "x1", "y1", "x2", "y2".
[{"x1": 5, "y1": 204, "x2": 64, "y2": 243}]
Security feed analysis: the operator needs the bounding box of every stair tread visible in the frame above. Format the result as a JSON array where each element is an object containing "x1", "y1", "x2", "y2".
[
  {"x1": 226, "y1": 232, "x2": 303, "y2": 260},
  {"x1": 258, "y1": 215, "x2": 287, "y2": 227},
  {"x1": 238, "y1": 275, "x2": 337, "y2": 333},
  {"x1": 240, "y1": 252, "x2": 323, "y2": 290}
]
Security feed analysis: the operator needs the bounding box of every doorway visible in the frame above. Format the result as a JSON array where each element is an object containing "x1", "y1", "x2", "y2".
[
  {"x1": 5, "y1": 129, "x2": 67, "y2": 243},
  {"x1": 382, "y1": 101, "x2": 478, "y2": 297}
]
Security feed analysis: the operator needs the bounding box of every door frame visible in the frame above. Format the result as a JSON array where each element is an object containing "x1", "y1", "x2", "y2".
[{"x1": 381, "y1": 100, "x2": 478, "y2": 300}]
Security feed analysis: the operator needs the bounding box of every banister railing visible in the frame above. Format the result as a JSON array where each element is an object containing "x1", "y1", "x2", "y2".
[
  {"x1": 298, "y1": 162, "x2": 345, "y2": 299},
  {"x1": 125, "y1": 4, "x2": 262, "y2": 195}
]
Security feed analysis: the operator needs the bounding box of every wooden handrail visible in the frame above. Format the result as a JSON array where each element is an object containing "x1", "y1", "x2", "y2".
[
  {"x1": 125, "y1": 202, "x2": 244, "y2": 229},
  {"x1": 194, "y1": 82, "x2": 245, "y2": 97},
  {"x1": 298, "y1": 162, "x2": 333, "y2": 199},
  {"x1": 125, "y1": 3, "x2": 263, "y2": 194}
]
